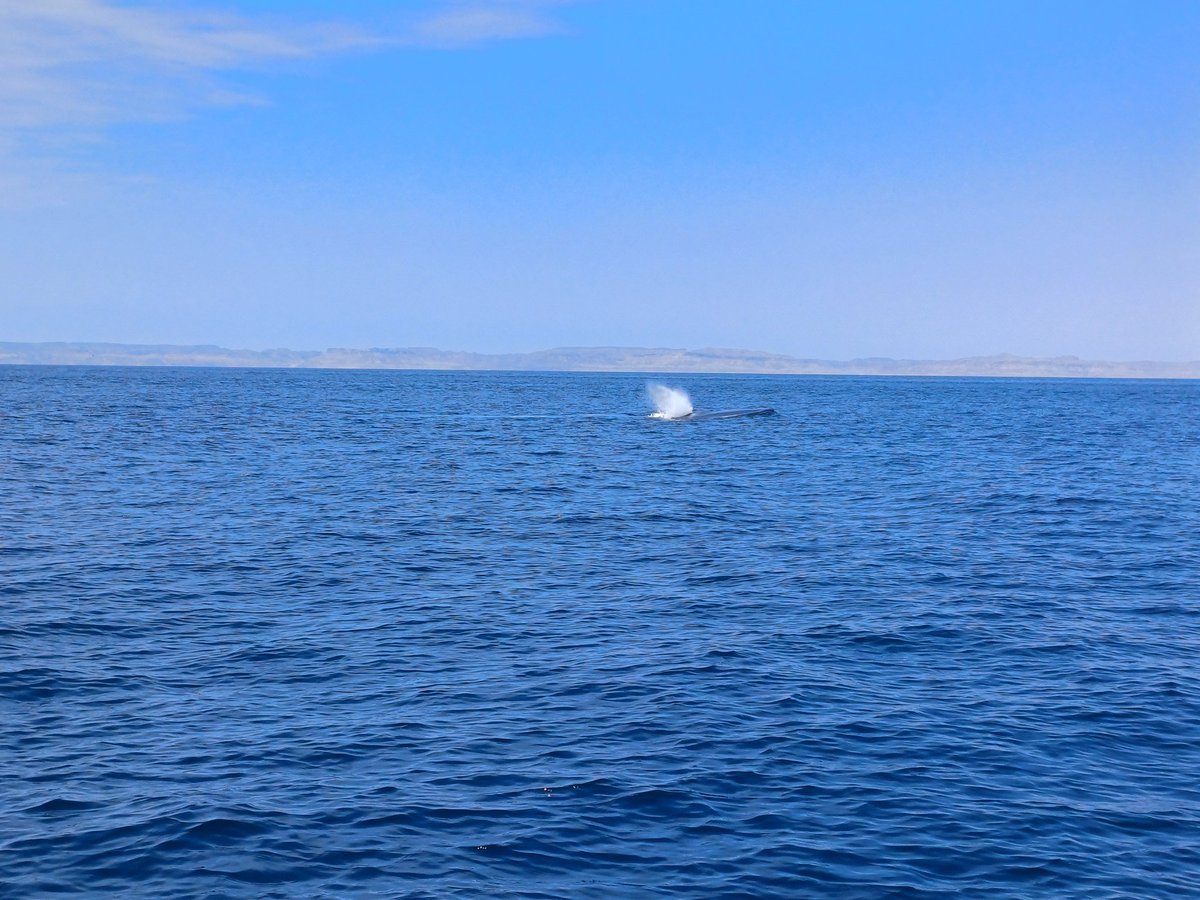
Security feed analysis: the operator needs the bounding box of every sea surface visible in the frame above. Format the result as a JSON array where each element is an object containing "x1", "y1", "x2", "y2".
[{"x1": 2, "y1": 366, "x2": 1198, "y2": 898}]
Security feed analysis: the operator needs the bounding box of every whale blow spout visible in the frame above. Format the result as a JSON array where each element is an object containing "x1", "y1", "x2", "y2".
[{"x1": 647, "y1": 383, "x2": 694, "y2": 419}]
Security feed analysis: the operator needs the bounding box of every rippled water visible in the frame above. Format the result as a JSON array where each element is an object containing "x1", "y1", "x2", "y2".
[{"x1": 2, "y1": 367, "x2": 1199, "y2": 897}]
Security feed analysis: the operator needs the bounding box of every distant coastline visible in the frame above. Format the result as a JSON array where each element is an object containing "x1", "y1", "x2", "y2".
[{"x1": 2, "y1": 341, "x2": 1197, "y2": 379}]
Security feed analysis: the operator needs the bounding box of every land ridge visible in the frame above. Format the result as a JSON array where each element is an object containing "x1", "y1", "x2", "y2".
[{"x1": 2, "y1": 341, "x2": 1197, "y2": 379}]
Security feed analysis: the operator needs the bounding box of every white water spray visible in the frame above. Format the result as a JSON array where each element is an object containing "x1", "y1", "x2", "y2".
[{"x1": 647, "y1": 383, "x2": 694, "y2": 419}]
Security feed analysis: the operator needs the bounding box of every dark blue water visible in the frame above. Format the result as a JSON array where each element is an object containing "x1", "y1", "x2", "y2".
[{"x1": 3, "y1": 367, "x2": 1199, "y2": 897}]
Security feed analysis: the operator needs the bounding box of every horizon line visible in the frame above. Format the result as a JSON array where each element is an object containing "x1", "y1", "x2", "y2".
[{"x1": 2, "y1": 341, "x2": 1198, "y2": 379}]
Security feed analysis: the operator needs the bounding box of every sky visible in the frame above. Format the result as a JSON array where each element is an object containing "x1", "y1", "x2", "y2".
[{"x1": 1, "y1": 0, "x2": 1197, "y2": 360}]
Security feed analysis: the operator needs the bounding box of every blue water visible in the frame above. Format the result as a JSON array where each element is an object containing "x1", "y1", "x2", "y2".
[{"x1": 2, "y1": 367, "x2": 1199, "y2": 897}]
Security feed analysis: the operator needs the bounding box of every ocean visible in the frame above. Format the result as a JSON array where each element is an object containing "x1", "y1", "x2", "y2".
[{"x1": 2, "y1": 366, "x2": 1198, "y2": 897}]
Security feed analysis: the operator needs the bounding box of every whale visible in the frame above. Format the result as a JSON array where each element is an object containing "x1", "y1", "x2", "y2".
[{"x1": 661, "y1": 407, "x2": 776, "y2": 421}]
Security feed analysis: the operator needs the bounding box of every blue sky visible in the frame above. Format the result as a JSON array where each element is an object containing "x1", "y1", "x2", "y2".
[{"x1": 2, "y1": 0, "x2": 1197, "y2": 359}]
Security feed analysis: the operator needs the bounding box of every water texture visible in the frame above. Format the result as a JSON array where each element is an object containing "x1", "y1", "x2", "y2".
[{"x1": 2, "y1": 367, "x2": 1198, "y2": 897}]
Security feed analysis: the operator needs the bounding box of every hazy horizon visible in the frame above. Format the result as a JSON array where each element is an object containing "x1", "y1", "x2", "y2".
[
  {"x1": 2, "y1": 2, "x2": 1197, "y2": 359},
  {"x1": 4, "y1": 338, "x2": 1200, "y2": 363},
  {"x1": 4, "y1": 340, "x2": 1198, "y2": 380}
]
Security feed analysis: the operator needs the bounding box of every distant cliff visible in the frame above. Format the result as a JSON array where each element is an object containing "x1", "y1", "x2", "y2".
[{"x1": 1, "y1": 342, "x2": 1197, "y2": 378}]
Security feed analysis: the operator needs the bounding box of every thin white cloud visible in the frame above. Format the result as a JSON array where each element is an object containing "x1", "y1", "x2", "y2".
[
  {"x1": 0, "y1": 0, "x2": 568, "y2": 198},
  {"x1": 414, "y1": 3, "x2": 566, "y2": 47},
  {"x1": 0, "y1": 1, "x2": 379, "y2": 130}
]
